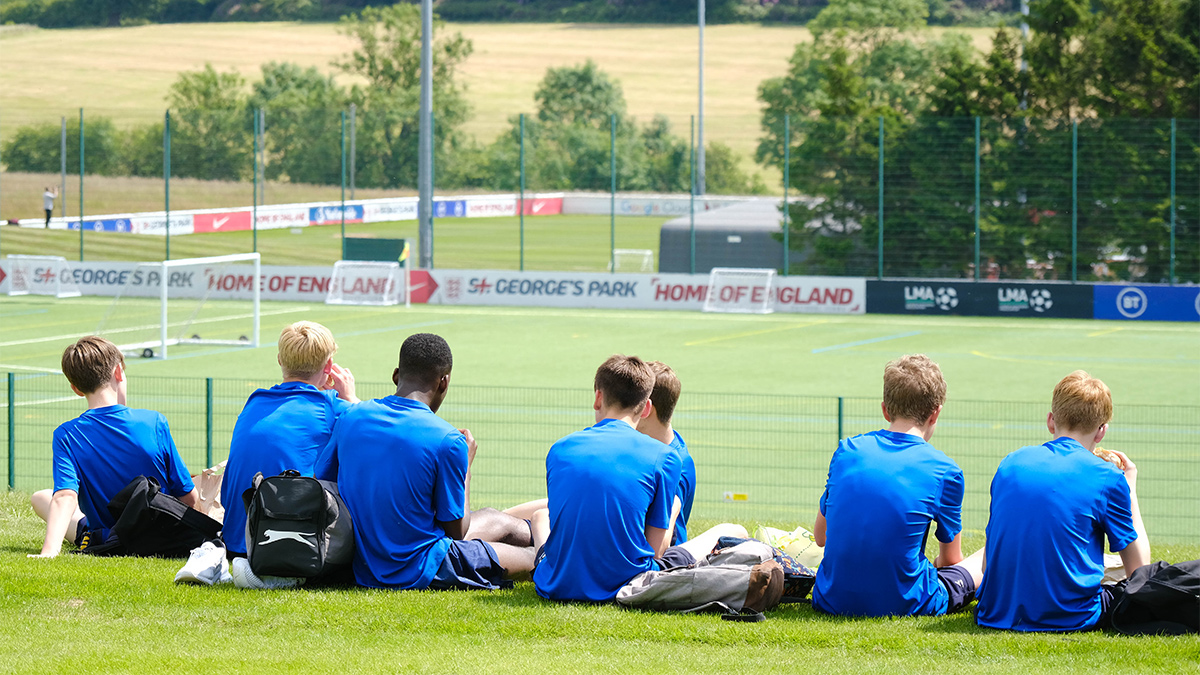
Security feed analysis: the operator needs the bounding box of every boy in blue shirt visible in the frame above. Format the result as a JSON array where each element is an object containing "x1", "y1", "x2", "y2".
[
  {"x1": 976, "y1": 371, "x2": 1149, "y2": 632},
  {"x1": 30, "y1": 336, "x2": 197, "y2": 557},
  {"x1": 221, "y1": 321, "x2": 358, "y2": 558},
  {"x1": 533, "y1": 355, "x2": 689, "y2": 603},
  {"x1": 315, "y1": 333, "x2": 534, "y2": 590},
  {"x1": 812, "y1": 354, "x2": 983, "y2": 617},
  {"x1": 635, "y1": 361, "x2": 696, "y2": 546}
]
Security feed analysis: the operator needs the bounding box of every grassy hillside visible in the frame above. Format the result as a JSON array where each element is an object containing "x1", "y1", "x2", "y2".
[{"x1": 0, "y1": 22, "x2": 998, "y2": 187}]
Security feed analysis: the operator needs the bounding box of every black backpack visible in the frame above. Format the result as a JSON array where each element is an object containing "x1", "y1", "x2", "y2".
[
  {"x1": 1110, "y1": 560, "x2": 1200, "y2": 635},
  {"x1": 242, "y1": 471, "x2": 354, "y2": 579},
  {"x1": 79, "y1": 475, "x2": 222, "y2": 558}
]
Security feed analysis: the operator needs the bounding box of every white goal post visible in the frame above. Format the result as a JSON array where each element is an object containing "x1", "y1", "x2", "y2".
[
  {"x1": 703, "y1": 267, "x2": 777, "y2": 314},
  {"x1": 4, "y1": 254, "x2": 82, "y2": 298},
  {"x1": 97, "y1": 253, "x2": 261, "y2": 360},
  {"x1": 325, "y1": 260, "x2": 410, "y2": 307},
  {"x1": 609, "y1": 249, "x2": 655, "y2": 273}
]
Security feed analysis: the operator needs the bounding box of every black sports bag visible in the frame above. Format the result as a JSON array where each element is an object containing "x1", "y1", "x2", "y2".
[{"x1": 242, "y1": 470, "x2": 354, "y2": 579}]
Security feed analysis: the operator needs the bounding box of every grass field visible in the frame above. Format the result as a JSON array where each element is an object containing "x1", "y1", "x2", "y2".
[
  {"x1": 0, "y1": 22, "x2": 1001, "y2": 198},
  {"x1": 0, "y1": 213, "x2": 668, "y2": 269},
  {"x1": 1, "y1": 298, "x2": 1198, "y2": 672}
]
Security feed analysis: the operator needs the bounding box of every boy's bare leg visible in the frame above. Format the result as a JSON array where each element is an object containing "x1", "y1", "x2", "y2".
[
  {"x1": 31, "y1": 489, "x2": 85, "y2": 533},
  {"x1": 490, "y1": 542, "x2": 536, "y2": 581},
  {"x1": 464, "y1": 507, "x2": 533, "y2": 547},
  {"x1": 676, "y1": 523, "x2": 749, "y2": 560},
  {"x1": 502, "y1": 498, "x2": 548, "y2": 521},
  {"x1": 953, "y1": 547, "x2": 986, "y2": 588},
  {"x1": 531, "y1": 509, "x2": 550, "y2": 552}
]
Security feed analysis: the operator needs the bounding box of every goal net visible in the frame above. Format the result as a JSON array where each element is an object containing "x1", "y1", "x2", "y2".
[
  {"x1": 96, "y1": 253, "x2": 261, "y2": 359},
  {"x1": 4, "y1": 254, "x2": 82, "y2": 298},
  {"x1": 703, "y1": 267, "x2": 776, "y2": 314},
  {"x1": 325, "y1": 260, "x2": 409, "y2": 307},
  {"x1": 609, "y1": 249, "x2": 655, "y2": 273}
]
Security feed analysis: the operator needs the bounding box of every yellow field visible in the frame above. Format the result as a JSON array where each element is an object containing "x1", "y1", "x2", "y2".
[{"x1": 0, "y1": 22, "x2": 996, "y2": 185}]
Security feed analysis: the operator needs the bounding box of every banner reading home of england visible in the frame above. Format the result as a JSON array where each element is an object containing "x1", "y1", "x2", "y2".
[{"x1": 421, "y1": 270, "x2": 866, "y2": 314}]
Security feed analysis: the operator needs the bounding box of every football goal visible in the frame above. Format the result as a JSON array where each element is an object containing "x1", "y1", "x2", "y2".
[
  {"x1": 325, "y1": 260, "x2": 409, "y2": 307},
  {"x1": 96, "y1": 253, "x2": 261, "y2": 359},
  {"x1": 4, "y1": 254, "x2": 82, "y2": 298},
  {"x1": 703, "y1": 267, "x2": 776, "y2": 314},
  {"x1": 608, "y1": 249, "x2": 655, "y2": 273}
]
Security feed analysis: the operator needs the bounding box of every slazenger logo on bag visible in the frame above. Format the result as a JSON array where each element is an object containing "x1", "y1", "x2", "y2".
[{"x1": 260, "y1": 529, "x2": 316, "y2": 546}]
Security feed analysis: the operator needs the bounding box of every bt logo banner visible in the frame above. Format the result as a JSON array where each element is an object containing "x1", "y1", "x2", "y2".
[{"x1": 1094, "y1": 285, "x2": 1200, "y2": 322}]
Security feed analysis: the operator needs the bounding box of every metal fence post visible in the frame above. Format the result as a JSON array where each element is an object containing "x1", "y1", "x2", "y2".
[
  {"x1": 164, "y1": 109, "x2": 171, "y2": 261},
  {"x1": 340, "y1": 110, "x2": 346, "y2": 260},
  {"x1": 79, "y1": 107, "x2": 85, "y2": 262},
  {"x1": 205, "y1": 378, "x2": 214, "y2": 468},
  {"x1": 837, "y1": 396, "x2": 844, "y2": 442},
  {"x1": 877, "y1": 116, "x2": 884, "y2": 280},
  {"x1": 689, "y1": 115, "x2": 696, "y2": 275},
  {"x1": 610, "y1": 113, "x2": 616, "y2": 274},
  {"x1": 252, "y1": 108, "x2": 259, "y2": 254},
  {"x1": 1071, "y1": 120, "x2": 1078, "y2": 283},
  {"x1": 974, "y1": 116, "x2": 980, "y2": 281},
  {"x1": 519, "y1": 113, "x2": 526, "y2": 272},
  {"x1": 1169, "y1": 118, "x2": 1176, "y2": 285},
  {"x1": 7, "y1": 373, "x2": 14, "y2": 491},
  {"x1": 349, "y1": 103, "x2": 357, "y2": 201},
  {"x1": 60, "y1": 117, "x2": 67, "y2": 218},
  {"x1": 783, "y1": 114, "x2": 790, "y2": 276}
]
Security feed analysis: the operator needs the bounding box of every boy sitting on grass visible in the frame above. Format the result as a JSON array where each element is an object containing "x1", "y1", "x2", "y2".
[
  {"x1": 221, "y1": 320, "x2": 358, "y2": 559},
  {"x1": 534, "y1": 355, "x2": 698, "y2": 603},
  {"x1": 812, "y1": 354, "x2": 983, "y2": 617},
  {"x1": 975, "y1": 371, "x2": 1149, "y2": 632},
  {"x1": 635, "y1": 361, "x2": 697, "y2": 546},
  {"x1": 315, "y1": 333, "x2": 535, "y2": 590},
  {"x1": 30, "y1": 336, "x2": 198, "y2": 558}
]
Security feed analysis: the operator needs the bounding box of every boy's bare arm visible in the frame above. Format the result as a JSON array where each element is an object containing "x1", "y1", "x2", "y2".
[
  {"x1": 1112, "y1": 450, "x2": 1150, "y2": 573},
  {"x1": 814, "y1": 512, "x2": 827, "y2": 547},
  {"x1": 32, "y1": 490, "x2": 79, "y2": 558},
  {"x1": 934, "y1": 532, "x2": 965, "y2": 568},
  {"x1": 179, "y1": 488, "x2": 199, "y2": 509},
  {"x1": 644, "y1": 525, "x2": 670, "y2": 559},
  {"x1": 663, "y1": 496, "x2": 682, "y2": 546}
]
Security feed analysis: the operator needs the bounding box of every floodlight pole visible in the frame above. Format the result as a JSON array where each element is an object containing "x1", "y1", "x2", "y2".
[
  {"x1": 519, "y1": 113, "x2": 526, "y2": 272},
  {"x1": 783, "y1": 114, "x2": 789, "y2": 277},
  {"x1": 689, "y1": 115, "x2": 696, "y2": 275},
  {"x1": 79, "y1": 108, "x2": 84, "y2": 262},
  {"x1": 610, "y1": 113, "x2": 616, "y2": 274},
  {"x1": 697, "y1": 0, "x2": 706, "y2": 195},
  {"x1": 164, "y1": 110, "x2": 171, "y2": 261},
  {"x1": 341, "y1": 110, "x2": 346, "y2": 260},
  {"x1": 417, "y1": 0, "x2": 434, "y2": 269},
  {"x1": 252, "y1": 108, "x2": 259, "y2": 253}
]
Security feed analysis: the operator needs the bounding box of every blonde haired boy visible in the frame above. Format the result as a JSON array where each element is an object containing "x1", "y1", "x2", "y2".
[
  {"x1": 976, "y1": 371, "x2": 1150, "y2": 632},
  {"x1": 812, "y1": 354, "x2": 983, "y2": 617},
  {"x1": 220, "y1": 321, "x2": 359, "y2": 557}
]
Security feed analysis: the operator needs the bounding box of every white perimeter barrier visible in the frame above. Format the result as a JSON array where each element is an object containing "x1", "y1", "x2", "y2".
[
  {"x1": 0, "y1": 260, "x2": 865, "y2": 315},
  {"x1": 13, "y1": 192, "x2": 766, "y2": 236}
]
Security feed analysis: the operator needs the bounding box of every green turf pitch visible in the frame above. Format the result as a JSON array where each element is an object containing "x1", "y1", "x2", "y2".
[
  {"x1": 0, "y1": 214, "x2": 668, "y2": 270},
  {"x1": 2, "y1": 299, "x2": 1198, "y2": 672}
]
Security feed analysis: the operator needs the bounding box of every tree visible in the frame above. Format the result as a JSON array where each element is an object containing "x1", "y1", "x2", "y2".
[
  {"x1": 336, "y1": 3, "x2": 473, "y2": 189},
  {"x1": 166, "y1": 64, "x2": 251, "y2": 182},
  {"x1": 249, "y1": 62, "x2": 348, "y2": 185}
]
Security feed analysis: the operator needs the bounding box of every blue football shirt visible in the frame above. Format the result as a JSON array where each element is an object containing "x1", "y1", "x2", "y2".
[
  {"x1": 52, "y1": 405, "x2": 195, "y2": 540},
  {"x1": 314, "y1": 396, "x2": 468, "y2": 590},
  {"x1": 812, "y1": 429, "x2": 965, "y2": 617},
  {"x1": 534, "y1": 418, "x2": 683, "y2": 602},
  {"x1": 221, "y1": 382, "x2": 354, "y2": 555},
  {"x1": 975, "y1": 437, "x2": 1138, "y2": 632},
  {"x1": 670, "y1": 430, "x2": 696, "y2": 546}
]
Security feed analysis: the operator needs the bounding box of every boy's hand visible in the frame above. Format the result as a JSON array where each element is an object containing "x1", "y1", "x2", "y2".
[
  {"x1": 328, "y1": 363, "x2": 358, "y2": 402},
  {"x1": 1111, "y1": 450, "x2": 1138, "y2": 491},
  {"x1": 460, "y1": 428, "x2": 477, "y2": 466}
]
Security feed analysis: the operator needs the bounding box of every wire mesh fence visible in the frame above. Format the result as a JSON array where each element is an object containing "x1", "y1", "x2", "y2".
[
  {"x1": 3, "y1": 372, "x2": 1197, "y2": 543},
  {"x1": 1, "y1": 111, "x2": 1196, "y2": 283}
]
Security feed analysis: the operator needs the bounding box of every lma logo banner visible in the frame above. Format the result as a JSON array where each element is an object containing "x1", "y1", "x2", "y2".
[
  {"x1": 867, "y1": 281, "x2": 1093, "y2": 317},
  {"x1": 996, "y1": 287, "x2": 1054, "y2": 313}
]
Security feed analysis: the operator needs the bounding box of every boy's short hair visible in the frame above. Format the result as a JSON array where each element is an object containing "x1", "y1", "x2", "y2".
[
  {"x1": 647, "y1": 361, "x2": 681, "y2": 424},
  {"x1": 594, "y1": 355, "x2": 654, "y2": 411},
  {"x1": 61, "y1": 336, "x2": 124, "y2": 394},
  {"x1": 397, "y1": 333, "x2": 453, "y2": 383},
  {"x1": 882, "y1": 354, "x2": 946, "y2": 424},
  {"x1": 278, "y1": 321, "x2": 337, "y2": 379},
  {"x1": 1051, "y1": 370, "x2": 1112, "y2": 432}
]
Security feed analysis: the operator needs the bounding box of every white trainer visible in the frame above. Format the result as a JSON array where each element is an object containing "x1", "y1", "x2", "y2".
[
  {"x1": 230, "y1": 557, "x2": 306, "y2": 590},
  {"x1": 175, "y1": 540, "x2": 233, "y2": 586}
]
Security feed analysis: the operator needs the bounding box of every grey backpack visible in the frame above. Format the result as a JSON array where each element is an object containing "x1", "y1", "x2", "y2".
[
  {"x1": 242, "y1": 471, "x2": 354, "y2": 579},
  {"x1": 616, "y1": 540, "x2": 785, "y2": 620}
]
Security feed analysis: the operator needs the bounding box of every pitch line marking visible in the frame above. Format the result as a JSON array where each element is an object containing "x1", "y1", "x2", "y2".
[
  {"x1": 0, "y1": 306, "x2": 311, "y2": 348},
  {"x1": 0, "y1": 363, "x2": 62, "y2": 373},
  {"x1": 811, "y1": 331, "x2": 922, "y2": 354},
  {"x1": 1087, "y1": 327, "x2": 1125, "y2": 338},
  {"x1": 684, "y1": 321, "x2": 827, "y2": 347}
]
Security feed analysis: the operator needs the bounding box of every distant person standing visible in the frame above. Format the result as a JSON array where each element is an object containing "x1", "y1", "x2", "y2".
[{"x1": 43, "y1": 186, "x2": 58, "y2": 227}]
